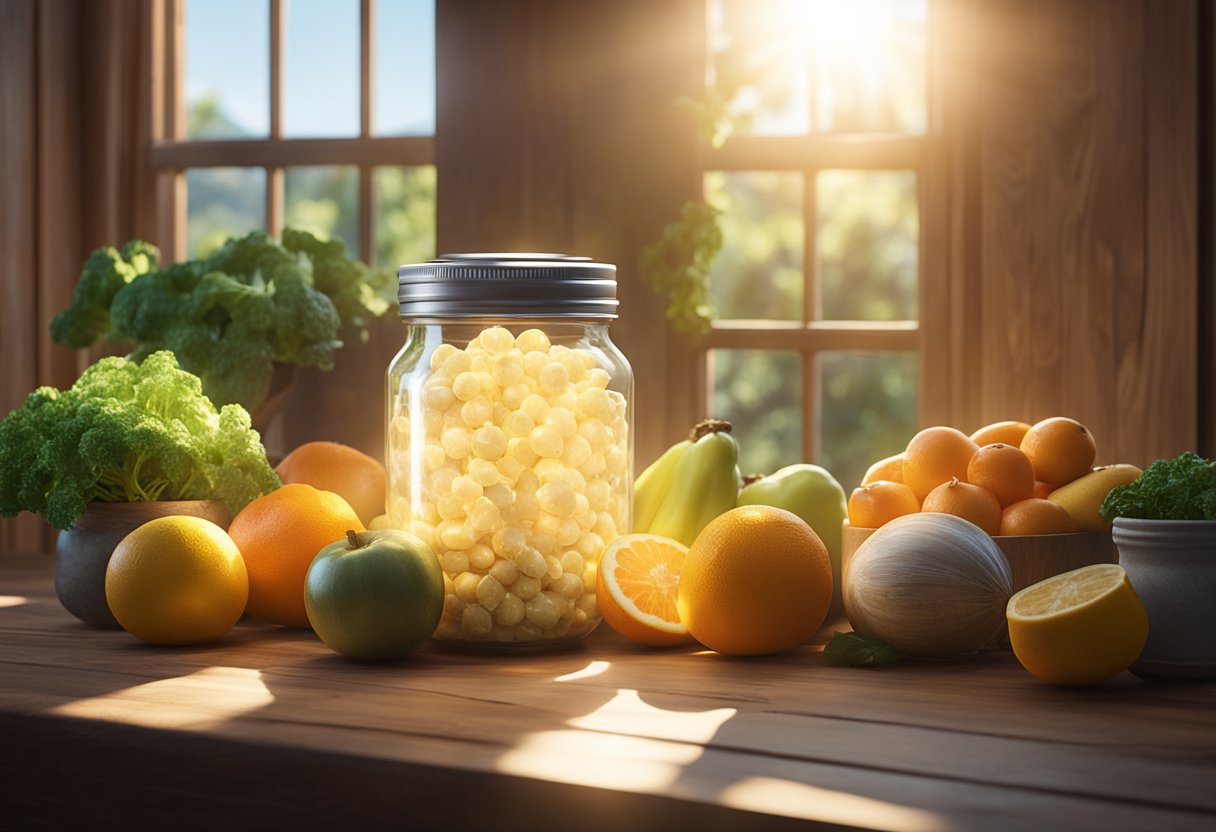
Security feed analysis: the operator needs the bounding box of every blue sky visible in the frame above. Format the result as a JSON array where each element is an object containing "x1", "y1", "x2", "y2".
[{"x1": 185, "y1": 0, "x2": 435, "y2": 137}]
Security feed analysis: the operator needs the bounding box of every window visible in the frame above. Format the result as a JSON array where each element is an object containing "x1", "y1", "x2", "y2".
[
  {"x1": 150, "y1": 0, "x2": 436, "y2": 267},
  {"x1": 702, "y1": 0, "x2": 928, "y2": 489}
]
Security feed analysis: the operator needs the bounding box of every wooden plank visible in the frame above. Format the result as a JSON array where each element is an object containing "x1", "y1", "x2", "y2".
[
  {"x1": 0, "y1": 0, "x2": 45, "y2": 555},
  {"x1": 1203, "y1": 0, "x2": 1216, "y2": 459},
  {"x1": 147, "y1": 136, "x2": 435, "y2": 169},
  {"x1": 705, "y1": 323, "x2": 919, "y2": 352},
  {"x1": 710, "y1": 136, "x2": 926, "y2": 171},
  {"x1": 1133, "y1": 0, "x2": 1199, "y2": 463},
  {"x1": 0, "y1": 563, "x2": 1214, "y2": 830},
  {"x1": 917, "y1": 0, "x2": 957, "y2": 429},
  {"x1": 36, "y1": 0, "x2": 85, "y2": 389}
]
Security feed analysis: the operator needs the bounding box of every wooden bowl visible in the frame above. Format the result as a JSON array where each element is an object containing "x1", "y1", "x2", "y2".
[{"x1": 842, "y1": 521, "x2": 1117, "y2": 596}]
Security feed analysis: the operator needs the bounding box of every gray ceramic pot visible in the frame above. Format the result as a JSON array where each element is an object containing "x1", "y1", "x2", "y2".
[
  {"x1": 1112, "y1": 517, "x2": 1216, "y2": 680},
  {"x1": 54, "y1": 500, "x2": 231, "y2": 629}
]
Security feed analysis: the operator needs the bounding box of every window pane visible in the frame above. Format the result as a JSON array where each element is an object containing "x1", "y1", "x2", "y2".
[
  {"x1": 706, "y1": 171, "x2": 803, "y2": 321},
  {"x1": 706, "y1": 0, "x2": 926, "y2": 136},
  {"x1": 712, "y1": 349, "x2": 802, "y2": 476},
  {"x1": 818, "y1": 352, "x2": 917, "y2": 491},
  {"x1": 374, "y1": 166, "x2": 437, "y2": 268},
  {"x1": 374, "y1": 0, "x2": 436, "y2": 135},
  {"x1": 815, "y1": 0, "x2": 927, "y2": 133},
  {"x1": 283, "y1": 0, "x2": 360, "y2": 137},
  {"x1": 708, "y1": 0, "x2": 810, "y2": 136},
  {"x1": 186, "y1": 168, "x2": 266, "y2": 258},
  {"x1": 285, "y1": 166, "x2": 360, "y2": 257},
  {"x1": 186, "y1": 0, "x2": 269, "y2": 138},
  {"x1": 817, "y1": 170, "x2": 917, "y2": 321}
]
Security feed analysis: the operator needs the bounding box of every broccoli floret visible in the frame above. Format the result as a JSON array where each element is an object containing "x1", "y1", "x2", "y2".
[
  {"x1": 51, "y1": 229, "x2": 384, "y2": 412},
  {"x1": 283, "y1": 227, "x2": 395, "y2": 342},
  {"x1": 50, "y1": 244, "x2": 159, "y2": 348},
  {"x1": 0, "y1": 352, "x2": 280, "y2": 529}
]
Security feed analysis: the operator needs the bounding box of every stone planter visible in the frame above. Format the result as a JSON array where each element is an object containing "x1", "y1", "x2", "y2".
[
  {"x1": 1112, "y1": 517, "x2": 1216, "y2": 680},
  {"x1": 54, "y1": 500, "x2": 231, "y2": 629}
]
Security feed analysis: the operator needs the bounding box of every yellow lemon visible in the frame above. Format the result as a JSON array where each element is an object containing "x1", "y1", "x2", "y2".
[
  {"x1": 1006, "y1": 564, "x2": 1148, "y2": 686},
  {"x1": 105, "y1": 516, "x2": 249, "y2": 645}
]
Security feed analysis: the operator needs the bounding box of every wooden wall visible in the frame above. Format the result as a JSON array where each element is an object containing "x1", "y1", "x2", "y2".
[
  {"x1": 926, "y1": 0, "x2": 1201, "y2": 467},
  {"x1": 0, "y1": 0, "x2": 159, "y2": 554},
  {"x1": 0, "y1": 0, "x2": 1208, "y2": 553},
  {"x1": 433, "y1": 0, "x2": 705, "y2": 470}
]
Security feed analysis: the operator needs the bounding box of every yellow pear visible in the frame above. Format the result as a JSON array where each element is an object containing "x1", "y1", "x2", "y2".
[{"x1": 1048, "y1": 464, "x2": 1143, "y2": 531}]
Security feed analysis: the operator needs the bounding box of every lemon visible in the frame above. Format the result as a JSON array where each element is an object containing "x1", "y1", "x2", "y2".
[
  {"x1": 1006, "y1": 564, "x2": 1148, "y2": 686},
  {"x1": 105, "y1": 516, "x2": 249, "y2": 645}
]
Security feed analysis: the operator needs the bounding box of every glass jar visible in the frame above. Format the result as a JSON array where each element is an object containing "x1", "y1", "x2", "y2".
[{"x1": 388, "y1": 254, "x2": 633, "y2": 650}]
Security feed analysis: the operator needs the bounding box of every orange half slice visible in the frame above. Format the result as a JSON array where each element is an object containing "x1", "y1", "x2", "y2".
[{"x1": 596, "y1": 534, "x2": 692, "y2": 647}]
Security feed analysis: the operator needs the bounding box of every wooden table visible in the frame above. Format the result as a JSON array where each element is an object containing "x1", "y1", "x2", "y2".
[{"x1": 2, "y1": 554, "x2": 1214, "y2": 831}]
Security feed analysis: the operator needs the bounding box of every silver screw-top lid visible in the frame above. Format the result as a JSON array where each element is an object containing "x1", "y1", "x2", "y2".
[{"x1": 398, "y1": 253, "x2": 618, "y2": 319}]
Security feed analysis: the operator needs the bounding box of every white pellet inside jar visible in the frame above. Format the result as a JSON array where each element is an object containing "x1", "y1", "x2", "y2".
[{"x1": 389, "y1": 326, "x2": 629, "y2": 644}]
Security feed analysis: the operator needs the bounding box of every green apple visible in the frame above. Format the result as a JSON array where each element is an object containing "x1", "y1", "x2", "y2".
[
  {"x1": 737, "y1": 464, "x2": 848, "y2": 614},
  {"x1": 305, "y1": 529, "x2": 445, "y2": 660}
]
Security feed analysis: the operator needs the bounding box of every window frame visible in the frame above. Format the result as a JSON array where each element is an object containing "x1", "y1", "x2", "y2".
[
  {"x1": 696, "y1": 1, "x2": 944, "y2": 465},
  {"x1": 147, "y1": 0, "x2": 435, "y2": 264}
]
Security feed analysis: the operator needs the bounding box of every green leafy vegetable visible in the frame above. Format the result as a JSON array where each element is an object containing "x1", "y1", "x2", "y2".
[
  {"x1": 1099, "y1": 452, "x2": 1216, "y2": 522},
  {"x1": 823, "y1": 631, "x2": 906, "y2": 667},
  {"x1": 50, "y1": 229, "x2": 394, "y2": 410},
  {"x1": 49, "y1": 241, "x2": 158, "y2": 348},
  {"x1": 639, "y1": 200, "x2": 723, "y2": 335},
  {"x1": 0, "y1": 351, "x2": 280, "y2": 529}
]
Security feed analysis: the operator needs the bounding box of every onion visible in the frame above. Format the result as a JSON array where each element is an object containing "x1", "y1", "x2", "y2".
[{"x1": 844, "y1": 513, "x2": 1013, "y2": 657}]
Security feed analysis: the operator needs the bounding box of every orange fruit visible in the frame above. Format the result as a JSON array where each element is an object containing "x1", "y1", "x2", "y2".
[
  {"x1": 228, "y1": 483, "x2": 365, "y2": 627},
  {"x1": 999, "y1": 499, "x2": 1077, "y2": 536},
  {"x1": 921, "y1": 478, "x2": 1001, "y2": 535},
  {"x1": 903, "y1": 427, "x2": 980, "y2": 502},
  {"x1": 596, "y1": 534, "x2": 692, "y2": 647},
  {"x1": 970, "y1": 420, "x2": 1032, "y2": 447},
  {"x1": 1019, "y1": 417, "x2": 1097, "y2": 487},
  {"x1": 966, "y1": 443, "x2": 1035, "y2": 507},
  {"x1": 677, "y1": 506, "x2": 832, "y2": 656},
  {"x1": 862, "y1": 453, "x2": 905, "y2": 485},
  {"x1": 847, "y1": 481, "x2": 920, "y2": 528},
  {"x1": 276, "y1": 441, "x2": 387, "y2": 526},
  {"x1": 1032, "y1": 480, "x2": 1053, "y2": 500}
]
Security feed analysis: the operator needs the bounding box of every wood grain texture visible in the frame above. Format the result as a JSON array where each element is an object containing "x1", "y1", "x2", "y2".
[
  {"x1": 1138, "y1": 0, "x2": 1199, "y2": 463},
  {"x1": 0, "y1": 0, "x2": 45, "y2": 555},
  {"x1": 1, "y1": 558, "x2": 1214, "y2": 830},
  {"x1": 932, "y1": 0, "x2": 1200, "y2": 465}
]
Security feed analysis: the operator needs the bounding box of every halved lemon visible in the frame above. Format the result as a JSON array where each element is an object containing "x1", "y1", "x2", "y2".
[
  {"x1": 1007, "y1": 563, "x2": 1148, "y2": 686},
  {"x1": 596, "y1": 534, "x2": 692, "y2": 647}
]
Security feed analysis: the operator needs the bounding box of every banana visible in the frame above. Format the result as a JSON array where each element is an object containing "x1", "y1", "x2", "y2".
[
  {"x1": 647, "y1": 420, "x2": 740, "y2": 546},
  {"x1": 633, "y1": 439, "x2": 691, "y2": 533}
]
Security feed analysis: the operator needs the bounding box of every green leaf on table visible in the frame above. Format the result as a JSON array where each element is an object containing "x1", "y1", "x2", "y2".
[{"x1": 823, "y1": 632, "x2": 905, "y2": 668}]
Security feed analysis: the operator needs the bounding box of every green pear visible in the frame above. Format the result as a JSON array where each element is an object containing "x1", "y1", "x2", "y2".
[{"x1": 737, "y1": 464, "x2": 848, "y2": 615}]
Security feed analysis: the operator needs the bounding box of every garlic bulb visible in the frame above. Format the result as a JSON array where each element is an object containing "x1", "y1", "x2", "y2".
[{"x1": 845, "y1": 513, "x2": 1013, "y2": 657}]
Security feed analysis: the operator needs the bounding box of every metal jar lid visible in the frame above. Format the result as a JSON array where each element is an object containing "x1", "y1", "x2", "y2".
[{"x1": 398, "y1": 253, "x2": 618, "y2": 319}]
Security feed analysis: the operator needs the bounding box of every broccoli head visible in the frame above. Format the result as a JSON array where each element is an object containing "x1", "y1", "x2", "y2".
[
  {"x1": 51, "y1": 229, "x2": 385, "y2": 412},
  {"x1": 50, "y1": 243, "x2": 159, "y2": 348},
  {"x1": 0, "y1": 351, "x2": 280, "y2": 529}
]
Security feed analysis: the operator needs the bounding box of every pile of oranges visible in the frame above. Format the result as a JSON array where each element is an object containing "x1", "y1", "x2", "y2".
[{"x1": 849, "y1": 418, "x2": 1096, "y2": 536}]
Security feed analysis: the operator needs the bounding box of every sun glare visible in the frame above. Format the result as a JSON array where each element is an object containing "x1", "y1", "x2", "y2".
[
  {"x1": 51, "y1": 666, "x2": 274, "y2": 730},
  {"x1": 0, "y1": 595, "x2": 28, "y2": 609},
  {"x1": 720, "y1": 776, "x2": 948, "y2": 832}
]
